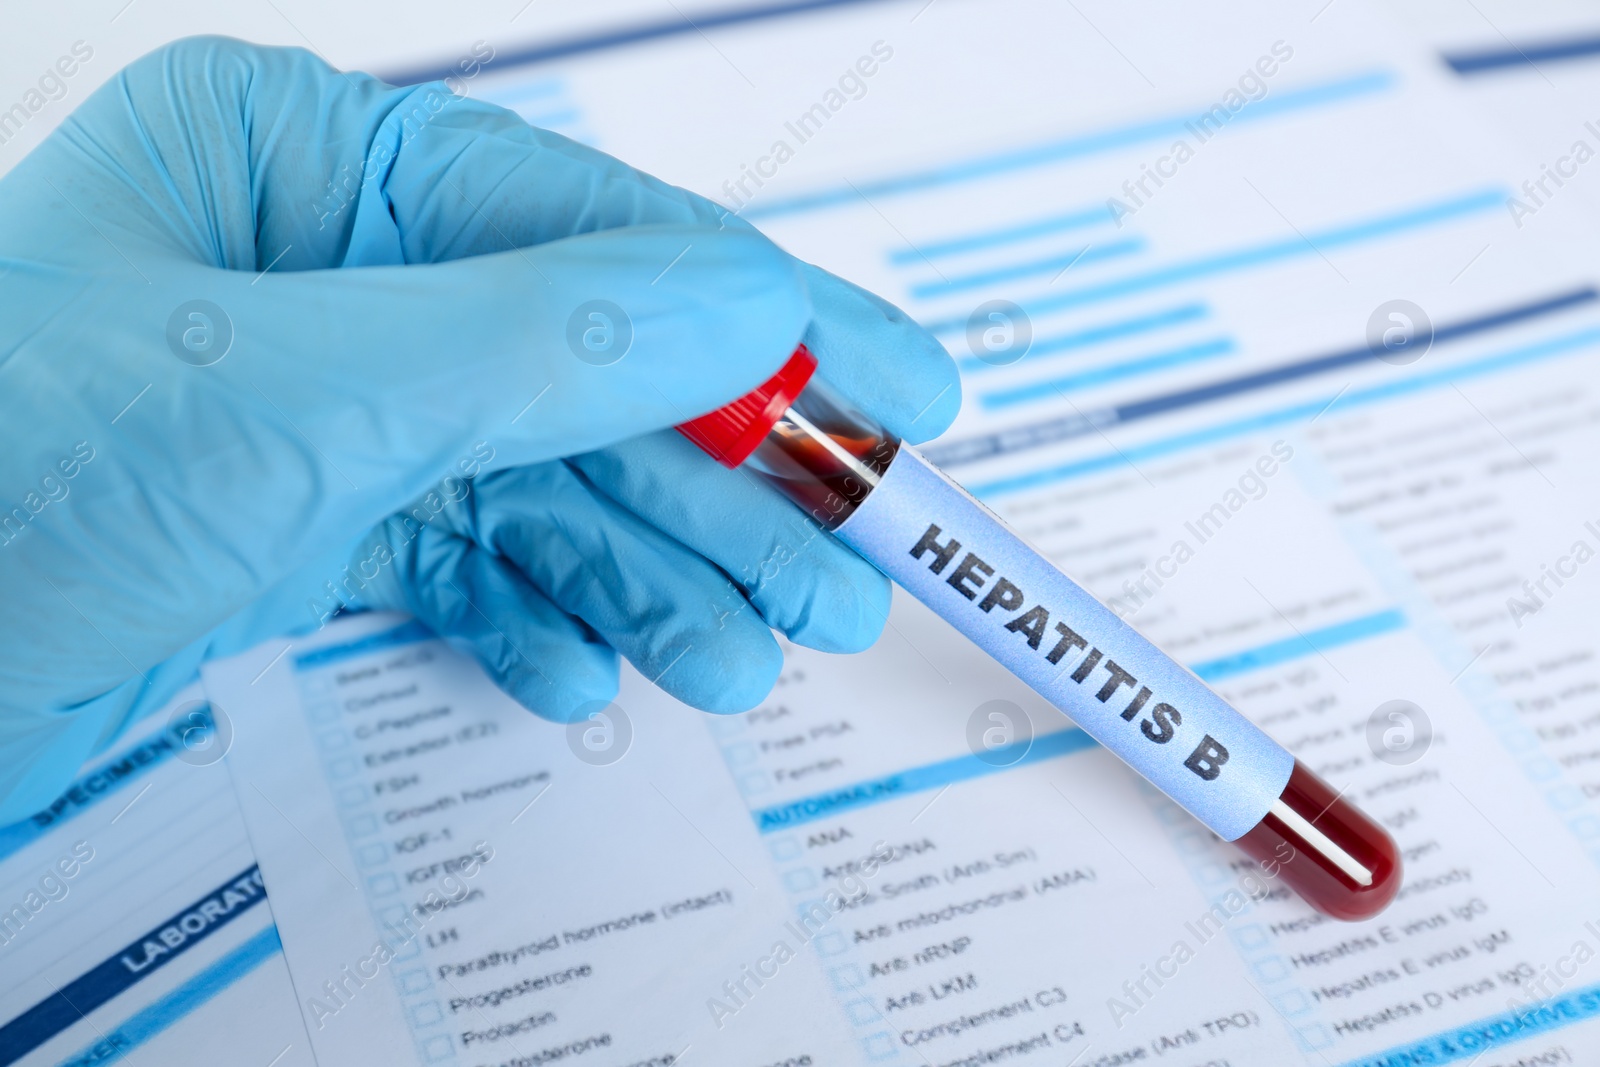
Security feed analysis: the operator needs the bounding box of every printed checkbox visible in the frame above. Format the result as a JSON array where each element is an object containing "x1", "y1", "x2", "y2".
[
  {"x1": 1252, "y1": 956, "x2": 1290, "y2": 983},
  {"x1": 1231, "y1": 924, "x2": 1269, "y2": 951},
  {"x1": 704, "y1": 715, "x2": 745, "y2": 738},
  {"x1": 397, "y1": 969, "x2": 430, "y2": 994},
  {"x1": 305, "y1": 701, "x2": 339, "y2": 723},
  {"x1": 814, "y1": 931, "x2": 847, "y2": 956},
  {"x1": 735, "y1": 771, "x2": 771, "y2": 795},
  {"x1": 782, "y1": 868, "x2": 818, "y2": 893},
  {"x1": 1274, "y1": 989, "x2": 1313, "y2": 1016},
  {"x1": 326, "y1": 757, "x2": 360, "y2": 779},
  {"x1": 316, "y1": 729, "x2": 350, "y2": 751},
  {"x1": 721, "y1": 742, "x2": 757, "y2": 766},
  {"x1": 366, "y1": 873, "x2": 401, "y2": 896},
  {"x1": 842, "y1": 998, "x2": 880, "y2": 1026},
  {"x1": 1295, "y1": 1023, "x2": 1334, "y2": 1051},
  {"x1": 766, "y1": 836, "x2": 802, "y2": 862},
  {"x1": 862, "y1": 1032, "x2": 897, "y2": 1060},
  {"x1": 827, "y1": 964, "x2": 866, "y2": 991},
  {"x1": 345, "y1": 813, "x2": 379, "y2": 837}
]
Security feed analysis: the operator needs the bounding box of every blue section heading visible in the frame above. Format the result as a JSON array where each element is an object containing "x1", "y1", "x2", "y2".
[
  {"x1": 294, "y1": 619, "x2": 435, "y2": 672},
  {"x1": 749, "y1": 607, "x2": 1409, "y2": 833},
  {"x1": 961, "y1": 303, "x2": 1210, "y2": 374},
  {"x1": 752, "y1": 728, "x2": 1098, "y2": 833},
  {"x1": 982, "y1": 337, "x2": 1235, "y2": 408},
  {"x1": 911, "y1": 237, "x2": 1145, "y2": 300},
  {"x1": 921, "y1": 188, "x2": 1503, "y2": 334},
  {"x1": 1443, "y1": 34, "x2": 1600, "y2": 76},
  {"x1": 1337, "y1": 978, "x2": 1600, "y2": 1067},
  {"x1": 52, "y1": 926, "x2": 283, "y2": 1067},
  {"x1": 969, "y1": 322, "x2": 1600, "y2": 496},
  {"x1": 926, "y1": 286, "x2": 1596, "y2": 470},
  {"x1": 897, "y1": 204, "x2": 1115, "y2": 263},
  {"x1": 0, "y1": 716, "x2": 204, "y2": 863},
  {"x1": 383, "y1": 0, "x2": 903, "y2": 85},
  {"x1": 1191, "y1": 610, "x2": 1406, "y2": 683},
  {"x1": 0, "y1": 866, "x2": 268, "y2": 1066},
  {"x1": 748, "y1": 71, "x2": 1396, "y2": 218}
]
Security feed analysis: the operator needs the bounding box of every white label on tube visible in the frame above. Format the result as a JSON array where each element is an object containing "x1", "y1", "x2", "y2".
[{"x1": 834, "y1": 447, "x2": 1293, "y2": 841}]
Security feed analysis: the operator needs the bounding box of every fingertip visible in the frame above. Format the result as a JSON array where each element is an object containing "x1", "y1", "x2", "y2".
[
  {"x1": 780, "y1": 565, "x2": 891, "y2": 655},
  {"x1": 667, "y1": 228, "x2": 813, "y2": 401},
  {"x1": 571, "y1": 434, "x2": 891, "y2": 658},
  {"x1": 502, "y1": 645, "x2": 621, "y2": 724},
  {"x1": 901, "y1": 366, "x2": 962, "y2": 443},
  {"x1": 542, "y1": 224, "x2": 812, "y2": 443},
  {"x1": 798, "y1": 263, "x2": 962, "y2": 443},
  {"x1": 641, "y1": 223, "x2": 810, "y2": 337},
  {"x1": 650, "y1": 625, "x2": 784, "y2": 714}
]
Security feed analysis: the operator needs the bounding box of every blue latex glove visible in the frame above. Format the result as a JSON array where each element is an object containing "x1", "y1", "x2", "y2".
[{"x1": 0, "y1": 38, "x2": 959, "y2": 823}]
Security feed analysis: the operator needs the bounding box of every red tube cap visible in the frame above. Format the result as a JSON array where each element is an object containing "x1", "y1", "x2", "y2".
[{"x1": 676, "y1": 345, "x2": 817, "y2": 468}]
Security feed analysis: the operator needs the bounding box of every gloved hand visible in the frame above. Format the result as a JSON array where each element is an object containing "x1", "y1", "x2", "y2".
[{"x1": 0, "y1": 37, "x2": 960, "y2": 823}]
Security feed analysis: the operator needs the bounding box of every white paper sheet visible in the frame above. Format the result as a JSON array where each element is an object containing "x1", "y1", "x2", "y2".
[
  {"x1": 206, "y1": 0, "x2": 1600, "y2": 1062},
  {"x1": 88, "y1": 0, "x2": 1600, "y2": 1064},
  {"x1": 0, "y1": 684, "x2": 312, "y2": 1067}
]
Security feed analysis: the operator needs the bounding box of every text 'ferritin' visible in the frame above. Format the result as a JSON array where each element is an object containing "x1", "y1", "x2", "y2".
[{"x1": 909, "y1": 523, "x2": 1232, "y2": 781}]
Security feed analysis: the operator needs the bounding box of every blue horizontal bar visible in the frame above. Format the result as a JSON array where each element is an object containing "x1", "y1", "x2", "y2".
[
  {"x1": 1115, "y1": 290, "x2": 1585, "y2": 426},
  {"x1": 1191, "y1": 609, "x2": 1405, "y2": 682},
  {"x1": 1443, "y1": 34, "x2": 1600, "y2": 75},
  {"x1": 382, "y1": 0, "x2": 902, "y2": 85},
  {"x1": 912, "y1": 237, "x2": 1145, "y2": 300},
  {"x1": 926, "y1": 286, "x2": 1599, "y2": 468},
  {"x1": 750, "y1": 605, "x2": 1407, "y2": 831},
  {"x1": 1337, "y1": 977, "x2": 1600, "y2": 1067},
  {"x1": 971, "y1": 323, "x2": 1600, "y2": 496},
  {"x1": 892, "y1": 205, "x2": 1115, "y2": 264},
  {"x1": 0, "y1": 715, "x2": 207, "y2": 862},
  {"x1": 46, "y1": 926, "x2": 283, "y2": 1067},
  {"x1": 746, "y1": 70, "x2": 1396, "y2": 219},
  {"x1": 958, "y1": 304, "x2": 1209, "y2": 374},
  {"x1": 0, "y1": 867, "x2": 269, "y2": 1065},
  {"x1": 924, "y1": 188, "x2": 1503, "y2": 332},
  {"x1": 294, "y1": 619, "x2": 434, "y2": 672},
  {"x1": 982, "y1": 338, "x2": 1235, "y2": 408},
  {"x1": 752, "y1": 728, "x2": 1097, "y2": 832}
]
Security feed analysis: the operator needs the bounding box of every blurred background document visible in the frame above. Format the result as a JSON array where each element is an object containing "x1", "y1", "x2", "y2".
[
  {"x1": 0, "y1": 686, "x2": 311, "y2": 1067},
  {"x1": 209, "y1": 0, "x2": 1600, "y2": 1064},
  {"x1": 26, "y1": 0, "x2": 1600, "y2": 1063}
]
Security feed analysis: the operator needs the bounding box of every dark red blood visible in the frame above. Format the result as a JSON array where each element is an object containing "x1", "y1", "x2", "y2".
[{"x1": 1234, "y1": 759, "x2": 1402, "y2": 921}]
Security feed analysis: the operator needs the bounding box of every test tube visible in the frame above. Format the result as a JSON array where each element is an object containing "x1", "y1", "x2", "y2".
[{"x1": 678, "y1": 346, "x2": 1401, "y2": 921}]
